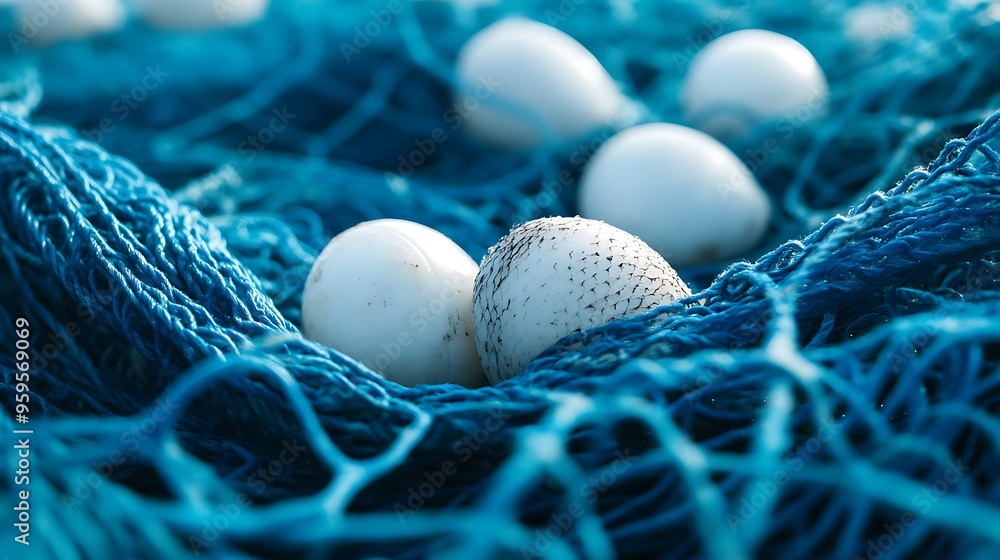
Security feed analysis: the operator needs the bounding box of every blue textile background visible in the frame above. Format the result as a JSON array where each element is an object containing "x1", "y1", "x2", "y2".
[{"x1": 1, "y1": 0, "x2": 1000, "y2": 558}]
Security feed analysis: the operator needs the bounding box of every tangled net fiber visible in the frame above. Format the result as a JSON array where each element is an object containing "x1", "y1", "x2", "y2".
[{"x1": 2, "y1": 0, "x2": 1000, "y2": 558}]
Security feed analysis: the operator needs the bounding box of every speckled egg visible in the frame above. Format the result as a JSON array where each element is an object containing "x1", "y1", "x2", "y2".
[{"x1": 473, "y1": 217, "x2": 691, "y2": 384}]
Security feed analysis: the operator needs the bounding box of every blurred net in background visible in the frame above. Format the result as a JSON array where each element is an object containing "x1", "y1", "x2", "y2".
[{"x1": 0, "y1": 0, "x2": 1000, "y2": 558}]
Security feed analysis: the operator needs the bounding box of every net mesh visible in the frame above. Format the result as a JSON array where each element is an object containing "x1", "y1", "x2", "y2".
[{"x1": 1, "y1": 0, "x2": 1000, "y2": 558}]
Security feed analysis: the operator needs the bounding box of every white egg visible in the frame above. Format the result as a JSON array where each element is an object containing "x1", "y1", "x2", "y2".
[
  {"x1": 681, "y1": 29, "x2": 828, "y2": 141},
  {"x1": 302, "y1": 219, "x2": 486, "y2": 388},
  {"x1": 843, "y1": 4, "x2": 913, "y2": 48},
  {"x1": 473, "y1": 217, "x2": 691, "y2": 384},
  {"x1": 577, "y1": 123, "x2": 772, "y2": 267},
  {"x1": 454, "y1": 17, "x2": 625, "y2": 149},
  {"x1": 134, "y1": 0, "x2": 268, "y2": 30},
  {"x1": 13, "y1": 0, "x2": 125, "y2": 45}
]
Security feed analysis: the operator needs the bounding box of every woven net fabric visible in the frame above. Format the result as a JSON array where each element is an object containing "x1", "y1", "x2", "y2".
[{"x1": 1, "y1": 0, "x2": 1000, "y2": 558}]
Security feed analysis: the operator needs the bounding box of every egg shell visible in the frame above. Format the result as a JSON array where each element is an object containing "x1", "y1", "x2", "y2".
[
  {"x1": 473, "y1": 216, "x2": 691, "y2": 384},
  {"x1": 16, "y1": 0, "x2": 125, "y2": 44},
  {"x1": 302, "y1": 219, "x2": 486, "y2": 388},
  {"x1": 455, "y1": 17, "x2": 625, "y2": 149},
  {"x1": 843, "y1": 4, "x2": 913, "y2": 47},
  {"x1": 135, "y1": 0, "x2": 268, "y2": 30},
  {"x1": 681, "y1": 29, "x2": 828, "y2": 140},
  {"x1": 578, "y1": 123, "x2": 772, "y2": 267}
]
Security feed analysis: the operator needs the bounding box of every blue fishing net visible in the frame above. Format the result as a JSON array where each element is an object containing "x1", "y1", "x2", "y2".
[{"x1": 1, "y1": 0, "x2": 1000, "y2": 558}]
